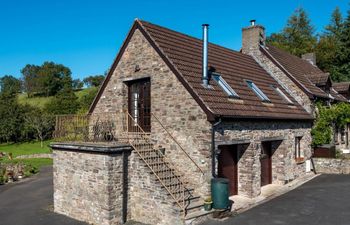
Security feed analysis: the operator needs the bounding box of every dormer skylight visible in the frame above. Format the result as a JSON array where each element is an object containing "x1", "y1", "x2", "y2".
[
  {"x1": 272, "y1": 85, "x2": 293, "y2": 104},
  {"x1": 246, "y1": 80, "x2": 270, "y2": 102},
  {"x1": 212, "y1": 73, "x2": 239, "y2": 98}
]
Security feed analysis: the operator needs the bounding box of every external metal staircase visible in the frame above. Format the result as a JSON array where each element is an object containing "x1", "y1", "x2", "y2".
[{"x1": 122, "y1": 113, "x2": 204, "y2": 217}]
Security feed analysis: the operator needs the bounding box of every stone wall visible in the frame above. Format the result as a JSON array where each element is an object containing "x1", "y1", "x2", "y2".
[
  {"x1": 15, "y1": 153, "x2": 52, "y2": 159},
  {"x1": 313, "y1": 158, "x2": 350, "y2": 174},
  {"x1": 214, "y1": 120, "x2": 312, "y2": 198},
  {"x1": 128, "y1": 151, "x2": 183, "y2": 225},
  {"x1": 53, "y1": 144, "x2": 131, "y2": 225},
  {"x1": 52, "y1": 143, "x2": 187, "y2": 225}
]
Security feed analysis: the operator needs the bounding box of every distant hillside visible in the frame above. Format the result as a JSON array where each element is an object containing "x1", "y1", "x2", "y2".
[
  {"x1": 17, "y1": 87, "x2": 97, "y2": 109},
  {"x1": 17, "y1": 94, "x2": 54, "y2": 108}
]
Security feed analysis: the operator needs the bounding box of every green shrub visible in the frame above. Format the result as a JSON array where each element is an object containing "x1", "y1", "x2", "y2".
[{"x1": 312, "y1": 102, "x2": 350, "y2": 146}]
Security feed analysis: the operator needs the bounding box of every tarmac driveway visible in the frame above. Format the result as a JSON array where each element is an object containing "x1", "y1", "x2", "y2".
[
  {"x1": 0, "y1": 166, "x2": 87, "y2": 225},
  {"x1": 202, "y1": 174, "x2": 350, "y2": 225},
  {"x1": 1, "y1": 168, "x2": 350, "y2": 225}
]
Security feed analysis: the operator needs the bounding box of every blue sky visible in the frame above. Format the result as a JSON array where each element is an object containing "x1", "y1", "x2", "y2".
[{"x1": 0, "y1": 0, "x2": 349, "y2": 80}]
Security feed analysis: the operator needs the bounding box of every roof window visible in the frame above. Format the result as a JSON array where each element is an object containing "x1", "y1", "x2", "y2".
[
  {"x1": 212, "y1": 73, "x2": 239, "y2": 98},
  {"x1": 271, "y1": 85, "x2": 294, "y2": 104},
  {"x1": 246, "y1": 80, "x2": 270, "y2": 102}
]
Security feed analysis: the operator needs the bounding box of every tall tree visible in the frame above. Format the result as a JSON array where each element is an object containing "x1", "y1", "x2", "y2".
[
  {"x1": 333, "y1": 6, "x2": 350, "y2": 81},
  {"x1": 83, "y1": 75, "x2": 105, "y2": 87},
  {"x1": 21, "y1": 64, "x2": 41, "y2": 97},
  {"x1": 267, "y1": 7, "x2": 317, "y2": 56},
  {"x1": 21, "y1": 62, "x2": 73, "y2": 97},
  {"x1": 316, "y1": 7, "x2": 344, "y2": 80},
  {"x1": 0, "y1": 75, "x2": 21, "y2": 95},
  {"x1": 325, "y1": 7, "x2": 344, "y2": 37}
]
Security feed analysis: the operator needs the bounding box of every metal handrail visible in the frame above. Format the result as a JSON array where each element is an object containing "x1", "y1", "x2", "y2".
[
  {"x1": 151, "y1": 112, "x2": 204, "y2": 175},
  {"x1": 123, "y1": 113, "x2": 188, "y2": 213}
]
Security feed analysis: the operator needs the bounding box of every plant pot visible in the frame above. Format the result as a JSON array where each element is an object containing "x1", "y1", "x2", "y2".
[{"x1": 204, "y1": 202, "x2": 213, "y2": 211}]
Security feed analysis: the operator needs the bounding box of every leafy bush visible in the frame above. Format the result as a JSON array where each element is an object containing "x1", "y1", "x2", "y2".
[
  {"x1": 45, "y1": 88, "x2": 79, "y2": 115},
  {"x1": 312, "y1": 102, "x2": 350, "y2": 146},
  {"x1": 78, "y1": 87, "x2": 98, "y2": 113},
  {"x1": 0, "y1": 167, "x2": 5, "y2": 184}
]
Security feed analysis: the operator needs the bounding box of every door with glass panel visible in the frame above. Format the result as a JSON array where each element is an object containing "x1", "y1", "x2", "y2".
[{"x1": 128, "y1": 79, "x2": 151, "y2": 132}]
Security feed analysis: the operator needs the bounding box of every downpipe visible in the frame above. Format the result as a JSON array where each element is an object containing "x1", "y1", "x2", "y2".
[{"x1": 211, "y1": 118, "x2": 222, "y2": 178}]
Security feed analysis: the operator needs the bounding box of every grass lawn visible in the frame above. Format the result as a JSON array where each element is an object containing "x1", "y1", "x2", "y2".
[
  {"x1": 0, "y1": 140, "x2": 52, "y2": 158},
  {"x1": 1, "y1": 158, "x2": 53, "y2": 169},
  {"x1": 0, "y1": 141, "x2": 53, "y2": 175}
]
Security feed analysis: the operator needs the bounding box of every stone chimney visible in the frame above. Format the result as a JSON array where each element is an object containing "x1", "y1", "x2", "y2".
[
  {"x1": 242, "y1": 20, "x2": 266, "y2": 55},
  {"x1": 302, "y1": 53, "x2": 316, "y2": 66}
]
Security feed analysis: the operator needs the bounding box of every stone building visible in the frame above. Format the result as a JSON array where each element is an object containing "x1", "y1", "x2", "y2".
[
  {"x1": 241, "y1": 20, "x2": 349, "y2": 149},
  {"x1": 333, "y1": 82, "x2": 350, "y2": 100},
  {"x1": 52, "y1": 19, "x2": 315, "y2": 225}
]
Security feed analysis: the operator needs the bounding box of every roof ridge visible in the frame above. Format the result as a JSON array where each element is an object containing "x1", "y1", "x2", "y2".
[
  {"x1": 266, "y1": 44, "x2": 326, "y2": 73},
  {"x1": 263, "y1": 44, "x2": 329, "y2": 99},
  {"x1": 138, "y1": 19, "x2": 250, "y2": 59}
]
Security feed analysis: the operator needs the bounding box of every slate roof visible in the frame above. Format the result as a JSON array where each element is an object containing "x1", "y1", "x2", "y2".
[
  {"x1": 333, "y1": 82, "x2": 350, "y2": 93},
  {"x1": 90, "y1": 20, "x2": 312, "y2": 121},
  {"x1": 330, "y1": 88, "x2": 348, "y2": 102},
  {"x1": 261, "y1": 44, "x2": 330, "y2": 99},
  {"x1": 308, "y1": 73, "x2": 330, "y2": 87}
]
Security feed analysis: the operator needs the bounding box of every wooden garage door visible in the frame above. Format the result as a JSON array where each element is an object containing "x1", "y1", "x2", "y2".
[
  {"x1": 218, "y1": 145, "x2": 238, "y2": 195},
  {"x1": 260, "y1": 142, "x2": 272, "y2": 186}
]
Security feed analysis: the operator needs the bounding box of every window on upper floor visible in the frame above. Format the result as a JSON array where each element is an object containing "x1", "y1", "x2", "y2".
[
  {"x1": 212, "y1": 73, "x2": 239, "y2": 98},
  {"x1": 246, "y1": 80, "x2": 270, "y2": 102},
  {"x1": 271, "y1": 85, "x2": 293, "y2": 104}
]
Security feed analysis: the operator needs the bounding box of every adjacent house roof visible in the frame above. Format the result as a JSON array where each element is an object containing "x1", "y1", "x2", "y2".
[
  {"x1": 308, "y1": 73, "x2": 330, "y2": 87},
  {"x1": 261, "y1": 44, "x2": 330, "y2": 99},
  {"x1": 330, "y1": 88, "x2": 348, "y2": 102},
  {"x1": 333, "y1": 82, "x2": 350, "y2": 93},
  {"x1": 90, "y1": 20, "x2": 312, "y2": 121}
]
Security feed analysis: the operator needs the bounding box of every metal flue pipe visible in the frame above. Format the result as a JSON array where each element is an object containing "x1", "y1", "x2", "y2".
[{"x1": 202, "y1": 24, "x2": 209, "y2": 87}]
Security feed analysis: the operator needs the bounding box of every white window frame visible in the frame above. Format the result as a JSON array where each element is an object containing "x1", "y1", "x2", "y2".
[
  {"x1": 272, "y1": 85, "x2": 294, "y2": 104},
  {"x1": 212, "y1": 73, "x2": 239, "y2": 98},
  {"x1": 295, "y1": 136, "x2": 304, "y2": 160},
  {"x1": 246, "y1": 80, "x2": 270, "y2": 102}
]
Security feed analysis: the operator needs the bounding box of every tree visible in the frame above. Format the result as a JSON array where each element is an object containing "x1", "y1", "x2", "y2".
[
  {"x1": 267, "y1": 7, "x2": 317, "y2": 57},
  {"x1": 45, "y1": 88, "x2": 80, "y2": 115},
  {"x1": 72, "y1": 79, "x2": 84, "y2": 90},
  {"x1": 83, "y1": 75, "x2": 105, "y2": 87},
  {"x1": 24, "y1": 108, "x2": 54, "y2": 147},
  {"x1": 333, "y1": 6, "x2": 350, "y2": 81},
  {"x1": 21, "y1": 64, "x2": 41, "y2": 97},
  {"x1": 38, "y1": 62, "x2": 73, "y2": 96},
  {"x1": 316, "y1": 7, "x2": 345, "y2": 81},
  {"x1": 0, "y1": 93, "x2": 31, "y2": 143},
  {"x1": 21, "y1": 62, "x2": 73, "y2": 97},
  {"x1": 78, "y1": 87, "x2": 98, "y2": 113},
  {"x1": 0, "y1": 75, "x2": 21, "y2": 95}
]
